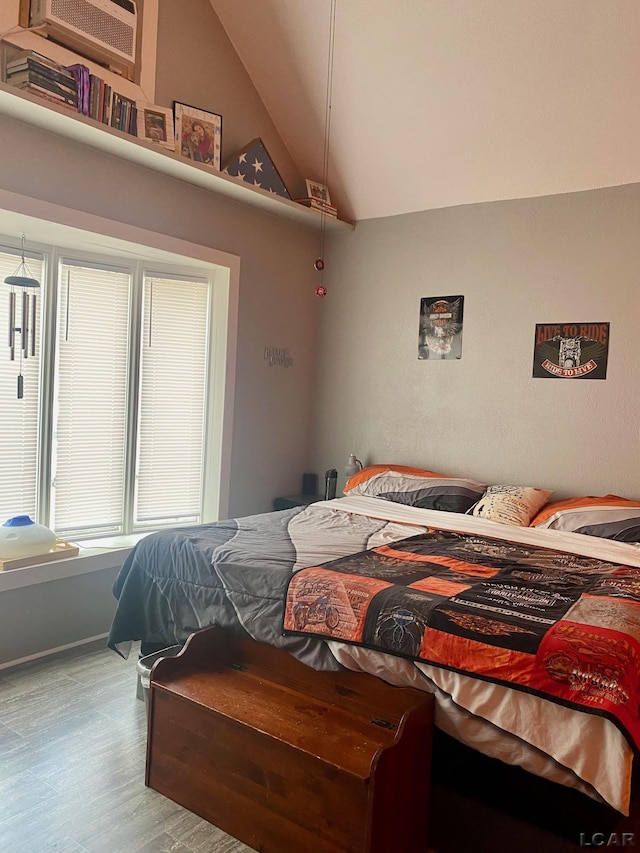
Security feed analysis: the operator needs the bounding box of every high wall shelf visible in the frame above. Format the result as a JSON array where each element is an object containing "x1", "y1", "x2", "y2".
[{"x1": 0, "y1": 82, "x2": 354, "y2": 233}]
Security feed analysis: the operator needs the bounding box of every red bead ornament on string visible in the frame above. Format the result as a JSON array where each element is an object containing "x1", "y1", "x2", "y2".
[
  {"x1": 314, "y1": 258, "x2": 326, "y2": 296},
  {"x1": 312, "y1": 0, "x2": 336, "y2": 298}
]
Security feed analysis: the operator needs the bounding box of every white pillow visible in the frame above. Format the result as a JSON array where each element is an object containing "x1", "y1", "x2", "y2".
[{"x1": 471, "y1": 485, "x2": 553, "y2": 527}]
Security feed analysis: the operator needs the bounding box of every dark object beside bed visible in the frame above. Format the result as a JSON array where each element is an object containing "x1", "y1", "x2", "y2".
[
  {"x1": 429, "y1": 733, "x2": 640, "y2": 853},
  {"x1": 146, "y1": 625, "x2": 434, "y2": 853}
]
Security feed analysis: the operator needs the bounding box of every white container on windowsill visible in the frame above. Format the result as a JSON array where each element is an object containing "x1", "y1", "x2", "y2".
[{"x1": 0, "y1": 515, "x2": 56, "y2": 559}]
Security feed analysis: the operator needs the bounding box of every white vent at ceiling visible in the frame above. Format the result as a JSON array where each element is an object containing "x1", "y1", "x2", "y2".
[{"x1": 30, "y1": 0, "x2": 137, "y2": 71}]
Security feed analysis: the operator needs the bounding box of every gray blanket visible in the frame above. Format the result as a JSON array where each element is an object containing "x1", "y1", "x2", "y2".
[{"x1": 107, "y1": 505, "x2": 392, "y2": 669}]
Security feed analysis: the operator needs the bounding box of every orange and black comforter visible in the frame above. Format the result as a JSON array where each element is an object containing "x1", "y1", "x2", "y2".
[{"x1": 284, "y1": 527, "x2": 640, "y2": 751}]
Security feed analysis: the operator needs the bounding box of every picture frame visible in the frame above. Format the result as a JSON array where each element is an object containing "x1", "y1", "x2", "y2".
[
  {"x1": 136, "y1": 103, "x2": 175, "y2": 151},
  {"x1": 173, "y1": 101, "x2": 222, "y2": 170},
  {"x1": 305, "y1": 179, "x2": 331, "y2": 205}
]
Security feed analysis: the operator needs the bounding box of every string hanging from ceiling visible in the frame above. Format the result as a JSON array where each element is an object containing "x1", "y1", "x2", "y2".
[
  {"x1": 5, "y1": 234, "x2": 40, "y2": 399},
  {"x1": 314, "y1": 0, "x2": 337, "y2": 298}
]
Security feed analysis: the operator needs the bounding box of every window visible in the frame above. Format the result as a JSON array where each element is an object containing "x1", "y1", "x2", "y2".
[
  {"x1": 0, "y1": 240, "x2": 215, "y2": 541},
  {"x1": 135, "y1": 275, "x2": 209, "y2": 527},
  {"x1": 53, "y1": 261, "x2": 131, "y2": 537}
]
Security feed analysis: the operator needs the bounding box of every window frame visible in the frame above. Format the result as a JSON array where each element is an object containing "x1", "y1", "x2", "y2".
[
  {"x1": 0, "y1": 215, "x2": 238, "y2": 542},
  {"x1": 132, "y1": 268, "x2": 213, "y2": 532}
]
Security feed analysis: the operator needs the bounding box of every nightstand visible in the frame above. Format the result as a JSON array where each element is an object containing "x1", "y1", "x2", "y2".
[{"x1": 273, "y1": 494, "x2": 323, "y2": 511}]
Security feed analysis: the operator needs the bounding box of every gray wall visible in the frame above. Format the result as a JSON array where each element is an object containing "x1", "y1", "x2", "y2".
[
  {"x1": 0, "y1": 568, "x2": 119, "y2": 666},
  {"x1": 314, "y1": 184, "x2": 640, "y2": 500}
]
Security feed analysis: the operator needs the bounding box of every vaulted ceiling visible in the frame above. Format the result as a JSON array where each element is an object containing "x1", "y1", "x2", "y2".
[{"x1": 210, "y1": 1, "x2": 640, "y2": 223}]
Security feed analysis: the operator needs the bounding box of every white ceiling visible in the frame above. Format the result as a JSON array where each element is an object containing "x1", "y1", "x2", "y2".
[{"x1": 210, "y1": 0, "x2": 640, "y2": 223}]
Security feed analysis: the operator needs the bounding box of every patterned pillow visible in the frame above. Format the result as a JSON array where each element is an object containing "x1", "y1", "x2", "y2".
[
  {"x1": 343, "y1": 464, "x2": 486, "y2": 513},
  {"x1": 471, "y1": 484, "x2": 553, "y2": 527},
  {"x1": 530, "y1": 495, "x2": 640, "y2": 541}
]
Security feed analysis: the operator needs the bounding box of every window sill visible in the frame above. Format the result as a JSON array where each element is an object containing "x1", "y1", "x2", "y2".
[{"x1": 0, "y1": 534, "x2": 145, "y2": 592}]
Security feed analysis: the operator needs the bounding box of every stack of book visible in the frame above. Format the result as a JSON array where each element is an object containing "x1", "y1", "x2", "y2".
[
  {"x1": 294, "y1": 197, "x2": 338, "y2": 218},
  {"x1": 4, "y1": 50, "x2": 77, "y2": 110},
  {"x1": 67, "y1": 64, "x2": 136, "y2": 136},
  {"x1": 110, "y1": 91, "x2": 137, "y2": 136},
  {"x1": 88, "y1": 72, "x2": 114, "y2": 125}
]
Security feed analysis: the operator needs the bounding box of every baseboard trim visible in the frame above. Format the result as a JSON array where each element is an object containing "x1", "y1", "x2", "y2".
[{"x1": 0, "y1": 632, "x2": 109, "y2": 670}]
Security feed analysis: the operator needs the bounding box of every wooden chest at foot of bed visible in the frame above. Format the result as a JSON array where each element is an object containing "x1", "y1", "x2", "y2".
[{"x1": 146, "y1": 626, "x2": 434, "y2": 853}]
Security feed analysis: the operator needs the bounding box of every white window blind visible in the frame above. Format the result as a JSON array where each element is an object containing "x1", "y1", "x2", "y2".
[
  {"x1": 134, "y1": 275, "x2": 209, "y2": 526},
  {"x1": 0, "y1": 249, "x2": 43, "y2": 523},
  {"x1": 0, "y1": 232, "x2": 220, "y2": 542},
  {"x1": 52, "y1": 262, "x2": 130, "y2": 536}
]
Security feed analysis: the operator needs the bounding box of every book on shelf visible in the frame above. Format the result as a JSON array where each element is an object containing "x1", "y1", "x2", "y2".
[
  {"x1": 9, "y1": 83, "x2": 76, "y2": 109},
  {"x1": 4, "y1": 49, "x2": 77, "y2": 108},
  {"x1": 102, "y1": 81, "x2": 112, "y2": 124},
  {"x1": 8, "y1": 72, "x2": 76, "y2": 104},
  {"x1": 16, "y1": 84, "x2": 77, "y2": 111},
  {"x1": 5, "y1": 49, "x2": 74, "y2": 77},
  {"x1": 110, "y1": 92, "x2": 122, "y2": 129},
  {"x1": 6, "y1": 59, "x2": 75, "y2": 86},
  {"x1": 7, "y1": 65, "x2": 74, "y2": 87},
  {"x1": 88, "y1": 74, "x2": 112, "y2": 123},
  {"x1": 5, "y1": 54, "x2": 75, "y2": 86},
  {"x1": 110, "y1": 91, "x2": 137, "y2": 136},
  {"x1": 128, "y1": 103, "x2": 138, "y2": 137},
  {"x1": 16, "y1": 78, "x2": 72, "y2": 99},
  {"x1": 68, "y1": 63, "x2": 91, "y2": 117},
  {"x1": 293, "y1": 197, "x2": 338, "y2": 217}
]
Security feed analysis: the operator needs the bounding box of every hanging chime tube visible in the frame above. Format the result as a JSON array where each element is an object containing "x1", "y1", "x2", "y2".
[
  {"x1": 22, "y1": 289, "x2": 29, "y2": 359},
  {"x1": 31, "y1": 291, "x2": 36, "y2": 357},
  {"x1": 5, "y1": 234, "x2": 41, "y2": 398},
  {"x1": 8, "y1": 289, "x2": 15, "y2": 360}
]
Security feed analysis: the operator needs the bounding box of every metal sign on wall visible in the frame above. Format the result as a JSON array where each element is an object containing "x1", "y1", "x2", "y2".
[
  {"x1": 418, "y1": 295, "x2": 464, "y2": 360},
  {"x1": 532, "y1": 322, "x2": 609, "y2": 379}
]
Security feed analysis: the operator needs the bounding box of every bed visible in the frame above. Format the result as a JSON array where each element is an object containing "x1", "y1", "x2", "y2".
[{"x1": 107, "y1": 465, "x2": 640, "y2": 821}]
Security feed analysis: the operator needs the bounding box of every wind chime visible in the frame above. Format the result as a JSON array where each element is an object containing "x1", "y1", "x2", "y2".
[
  {"x1": 5, "y1": 234, "x2": 40, "y2": 399},
  {"x1": 314, "y1": 0, "x2": 337, "y2": 298}
]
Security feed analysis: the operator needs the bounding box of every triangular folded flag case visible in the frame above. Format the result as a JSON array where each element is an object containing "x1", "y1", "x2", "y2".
[{"x1": 222, "y1": 138, "x2": 291, "y2": 199}]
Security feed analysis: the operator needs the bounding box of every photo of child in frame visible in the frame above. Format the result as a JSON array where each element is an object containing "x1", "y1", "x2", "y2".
[
  {"x1": 145, "y1": 111, "x2": 167, "y2": 142},
  {"x1": 306, "y1": 179, "x2": 331, "y2": 204},
  {"x1": 136, "y1": 103, "x2": 175, "y2": 151},
  {"x1": 174, "y1": 102, "x2": 222, "y2": 171},
  {"x1": 181, "y1": 119, "x2": 215, "y2": 165}
]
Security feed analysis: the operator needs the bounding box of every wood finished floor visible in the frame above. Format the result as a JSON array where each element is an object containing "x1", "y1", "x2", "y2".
[
  {"x1": 0, "y1": 640, "x2": 253, "y2": 853},
  {"x1": 5, "y1": 637, "x2": 635, "y2": 853}
]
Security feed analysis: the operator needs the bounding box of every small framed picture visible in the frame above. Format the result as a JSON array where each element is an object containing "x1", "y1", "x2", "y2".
[
  {"x1": 305, "y1": 179, "x2": 331, "y2": 205},
  {"x1": 173, "y1": 101, "x2": 222, "y2": 170},
  {"x1": 136, "y1": 103, "x2": 175, "y2": 151}
]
